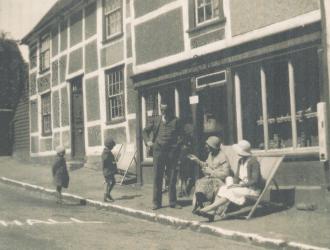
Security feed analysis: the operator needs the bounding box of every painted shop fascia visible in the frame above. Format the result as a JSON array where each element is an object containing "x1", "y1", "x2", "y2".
[
  {"x1": 21, "y1": 0, "x2": 137, "y2": 166},
  {"x1": 131, "y1": 0, "x2": 325, "y2": 185}
]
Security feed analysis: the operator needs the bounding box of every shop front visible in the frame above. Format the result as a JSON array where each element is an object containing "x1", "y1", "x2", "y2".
[{"x1": 133, "y1": 23, "x2": 324, "y2": 185}]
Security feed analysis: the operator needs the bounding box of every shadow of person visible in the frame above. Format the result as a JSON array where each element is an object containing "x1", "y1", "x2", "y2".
[
  {"x1": 177, "y1": 199, "x2": 192, "y2": 208},
  {"x1": 115, "y1": 194, "x2": 143, "y2": 201}
]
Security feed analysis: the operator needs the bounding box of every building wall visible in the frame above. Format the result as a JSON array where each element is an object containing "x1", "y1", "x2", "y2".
[
  {"x1": 230, "y1": 0, "x2": 319, "y2": 36},
  {"x1": 132, "y1": 0, "x2": 320, "y2": 74},
  {"x1": 27, "y1": 0, "x2": 136, "y2": 162}
]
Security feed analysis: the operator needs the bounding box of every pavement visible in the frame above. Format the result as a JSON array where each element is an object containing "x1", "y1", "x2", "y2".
[{"x1": 0, "y1": 156, "x2": 330, "y2": 250}]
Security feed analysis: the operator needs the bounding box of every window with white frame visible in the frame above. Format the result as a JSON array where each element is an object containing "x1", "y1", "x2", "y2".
[
  {"x1": 237, "y1": 49, "x2": 320, "y2": 151},
  {"x1": 104, "y1": 0, "x2": 122, "y2": 39},
  {"x1": 106, "y1": 67, "x2": 125, "y2": 121},
  {"x1": 40, "y1": 34, "x2": 50, "y2": 72},
  {"x1": 29, "y1": 44, "x2": 37, "y2": 69},
  {"x1": 196, "y1": 0, "x2": 220, "y2": 25},
  {"x1": 41, "y1": 92, "x2": 52, "y2": 135}
]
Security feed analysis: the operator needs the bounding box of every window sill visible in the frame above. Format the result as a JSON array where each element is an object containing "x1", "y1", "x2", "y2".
[
  {"x1": 41, "y1": 132, "x2": 52, "y2": 137},
  {"x1": 186, "y1": 17, "x2": 226, "y2": 35},
  {"x1": 39, "y1": 68, "x2": 50, "y2": 75},
  {"x1": 102, "y1": 33, "x2": 123, "y2": 45},
  {"x1": 106, "y1": 117, "x2": 126, "y2": 125},
  {"x1": 252, "y1": 146, "x2": 319, "y2": 158}
]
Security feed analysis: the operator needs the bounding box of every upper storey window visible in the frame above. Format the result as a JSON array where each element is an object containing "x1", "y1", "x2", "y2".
[
  {"x1": 39, "y1": 34, "x2": 50, "y2": 72},
  {"x1": 196, "y1": 0, "x2": 220, "y2": 25},
  {"x1": 104, "y1": 0, "x2": 123, "y2": 40}
]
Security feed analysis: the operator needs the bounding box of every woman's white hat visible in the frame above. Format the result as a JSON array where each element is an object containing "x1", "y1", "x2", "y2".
[
  {"x1": 55, "y1": 145, "x2": 66, "y2": 154},
  {"x1": 232, "y1": 140, "x2": 251, "y2": 156}
]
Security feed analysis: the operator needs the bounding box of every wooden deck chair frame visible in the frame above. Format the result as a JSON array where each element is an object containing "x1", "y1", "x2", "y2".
[
  {"x1": 116, "y1": 144, "x2": 137, "y2": 185},
  {"x1": 220, "y1": 156, "x2": 284, "y2": 220},
  {"x1": 246, "y1": 156, "x2": 284, "y2": 219},
  {"x1": 119, "y1": 150, "x2": 137, "y2": 185}
]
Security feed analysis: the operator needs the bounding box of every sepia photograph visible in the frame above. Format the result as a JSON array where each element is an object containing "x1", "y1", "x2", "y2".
[{"x1": 0, "y1": 0, "x2": 330, "y2": 249}]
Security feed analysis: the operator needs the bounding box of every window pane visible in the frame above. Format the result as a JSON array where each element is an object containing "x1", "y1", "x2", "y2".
[
  {"x1": 240, "y1": 64, "x2": 264, "y2": 149},
  {"x1": 212, "y1": 0, "x2": 220, "y2": 16},
  {"x1": 265, "y1": 61, "x2": 292, "y2": 149},
  {"x1": 197, "y1": 8, "x2": 205, "y2": 23},
  {"x1": 293, "y1": 50, "x2": 320, "y2": 147},
  {"x1": 197, "y1": 0, "x2": 204, "y2": 8},
  {"x1": 205, "y1": 4, "x2": 213, "y2": 20},
  {"x1": 106, "y1": 68, "x2": 124, "y2": 120}
]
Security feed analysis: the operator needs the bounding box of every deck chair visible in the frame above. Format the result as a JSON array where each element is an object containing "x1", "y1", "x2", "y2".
[
  {"x1": 113, "y1": 144, "x2": 124, "y2": 161},
  {"x1": 221, "y1": 146, "x2": 284, "y2": 220},
  {"x1": 223, "y1": 156, "x2": 284, "y2": 220},
  {"x1": 116, "y1": 143, "x2": 137, "y2": 185}
]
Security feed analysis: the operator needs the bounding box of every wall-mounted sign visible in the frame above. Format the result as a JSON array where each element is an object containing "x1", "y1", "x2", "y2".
[
  {"x1": 189, "y1": 95, "x2": 199, "y2": 104},
  {"x1": 196, "y1": 70, "x2": 226, "y2": 89},
  {"x1": 147, "y1": 110, "x2": 153, "y2": 117}
]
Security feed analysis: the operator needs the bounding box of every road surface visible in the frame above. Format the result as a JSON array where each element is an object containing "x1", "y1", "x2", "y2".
[{"x1": 0, "y1": 182, "x2": 264, "y2": 250}]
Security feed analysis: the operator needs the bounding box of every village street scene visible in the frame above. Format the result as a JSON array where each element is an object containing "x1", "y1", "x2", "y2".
[{"x1": 1, "y1": 0, "x2": 330, "y2": 249}]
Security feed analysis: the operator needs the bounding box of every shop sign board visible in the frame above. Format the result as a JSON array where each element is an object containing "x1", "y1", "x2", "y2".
[{"x1": 189, "y1": 95, "x2": 199, "y2": 104}]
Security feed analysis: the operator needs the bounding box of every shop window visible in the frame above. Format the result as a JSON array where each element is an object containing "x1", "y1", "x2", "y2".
[
  {"x1": 103, "y1": 0, "x2": 123, "y2": 40},
  {"x1": 41, "y1": 93, "x2": 52, "y2": 136},
  {"x1": 238, "y1": 49, "x2": 320, "y2": 152},
  {"x1": 29, "y1": 44, "x2": 37, "y2": 69},
  {"x1": 195, "y1": 0, "x2": 222, "y2": 26},
  {"x1": 265, "y1": 62, "x2": 292, "y2": 149},
  {"x1": 293, "y1": 50, "x2": 320, "y2": 147},
  {"x1": 240, "y1": 65, "x2": 264, "y2": 149},
  {"x1": 106, "y1": 66, "x2": 125, "y2": 122},
  {"x1": 40, "y1": 34, "x2": 50, "y2": 72}
]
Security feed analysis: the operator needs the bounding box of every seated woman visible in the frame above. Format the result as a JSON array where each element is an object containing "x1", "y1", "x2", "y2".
[
  {"x1": 197, "y1": 140, "x2": 262, "y2": 222},
  {"x1": 187, "y1": 136, "x2": 230, "y2": 213}
]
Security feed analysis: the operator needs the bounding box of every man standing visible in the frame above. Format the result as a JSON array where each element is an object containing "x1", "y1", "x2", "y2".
[{"x1": 143, "y1": 103, "x2": 183, "y2": 210}]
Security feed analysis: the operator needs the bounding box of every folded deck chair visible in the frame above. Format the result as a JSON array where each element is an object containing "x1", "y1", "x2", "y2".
[{"x1": 116, "y1": 143, "x2": 137, "y2": 185}]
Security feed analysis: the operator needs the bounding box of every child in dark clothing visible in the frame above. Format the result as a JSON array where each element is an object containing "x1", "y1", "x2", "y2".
[
  {"x1": 102, "y1": 137, "x2": 117, "y2": 202},
  {"x1": 52, "y1": 145, "x2": 69, "y2": 204}
]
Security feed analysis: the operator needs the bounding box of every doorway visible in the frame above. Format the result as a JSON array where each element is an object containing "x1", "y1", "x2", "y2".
[
  {"x1": 198, "y1": 85, "x2": 229, "y2": 149},
  {"x1": 70, "y1": 76, "x2": 85, "y2": 160}
]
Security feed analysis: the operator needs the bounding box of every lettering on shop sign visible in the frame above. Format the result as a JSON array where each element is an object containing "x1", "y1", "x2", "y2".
[{"x1": 0, "y1": 217, "x2": 104, "y2": 227}]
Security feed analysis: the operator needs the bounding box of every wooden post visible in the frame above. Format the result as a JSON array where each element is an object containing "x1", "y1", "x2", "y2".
[
  {"x1": 260, "y1": 66, "x2": 269, "y2": 150},
  {"x1": 320, "y1": 0, "x2": 330, "y2": 190},
  {"x1": 135, "y1": 91, "x2": 144, "y2": 185},
  {"x1": 288, "y1": 61, "x2": 298, "y2": 148},
  {"x1": 234, "y1": 72, "x2": 243, "y2": 141}
]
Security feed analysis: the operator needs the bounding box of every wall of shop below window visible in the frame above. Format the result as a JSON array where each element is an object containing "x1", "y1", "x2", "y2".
[
  {"x1": 100, "y1": 41, "x2": 124, "y2": 68},
  {"x1": 85, "y1": 76, "x2": 100, "y2": 122},
  {"x1": 84, "y1": 40, "x2": 98, "y2": 73},
  {"x1": 70, "y1": 10, "x2": 83, "y2": 47},
  {"x1": 68, "y1": 48, "x2": 83, "y2": 74},
  {"x1": 85, "y1": 2, "x2": 97, "y2": 39}
]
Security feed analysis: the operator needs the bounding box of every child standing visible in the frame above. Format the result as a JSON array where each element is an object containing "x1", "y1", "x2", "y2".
[
  {"x1": 102, "y1": 137, "x2": 117, "y2": 202},
  {"x1": 52, "y1": 146, "x2": 69, "y2": 204}
]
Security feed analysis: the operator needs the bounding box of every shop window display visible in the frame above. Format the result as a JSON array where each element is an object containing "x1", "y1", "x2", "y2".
[
  {"x1": 265, "y1": 61, "x2": 292, "y2": 149},
  {"x1": 293, "y1": 50, "x2": 319, "y2": 147},
  {"x1": 240, "y1": 65, "x2": 264, "y2": 149}
]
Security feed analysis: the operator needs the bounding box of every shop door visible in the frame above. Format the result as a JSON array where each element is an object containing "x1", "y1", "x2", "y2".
[
  {"x1": 70, "y1": 76, "x2": 85, "y2": 160},
  {"x1": 198, "y1": 85, "x2": 229, "y2": 145}
]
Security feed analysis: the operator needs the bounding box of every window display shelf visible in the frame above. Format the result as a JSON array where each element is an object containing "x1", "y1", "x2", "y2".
[{"x1": 256, "y1": 112, "x2": 317, "y2": 126}]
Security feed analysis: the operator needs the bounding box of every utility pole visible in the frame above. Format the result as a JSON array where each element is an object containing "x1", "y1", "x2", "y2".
[{"x1": 320, "y1": 0, "x2": 330, "y2": 191}]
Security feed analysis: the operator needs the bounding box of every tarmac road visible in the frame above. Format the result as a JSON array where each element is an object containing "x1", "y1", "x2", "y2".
[{"x1": 0, "y1": 182, "x2": 265, "y2": 250}]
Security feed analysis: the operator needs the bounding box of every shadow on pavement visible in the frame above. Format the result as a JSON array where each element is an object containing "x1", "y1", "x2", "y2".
[{"x1": 115, "y1": 194, "x2": 143, "y2": 201}]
